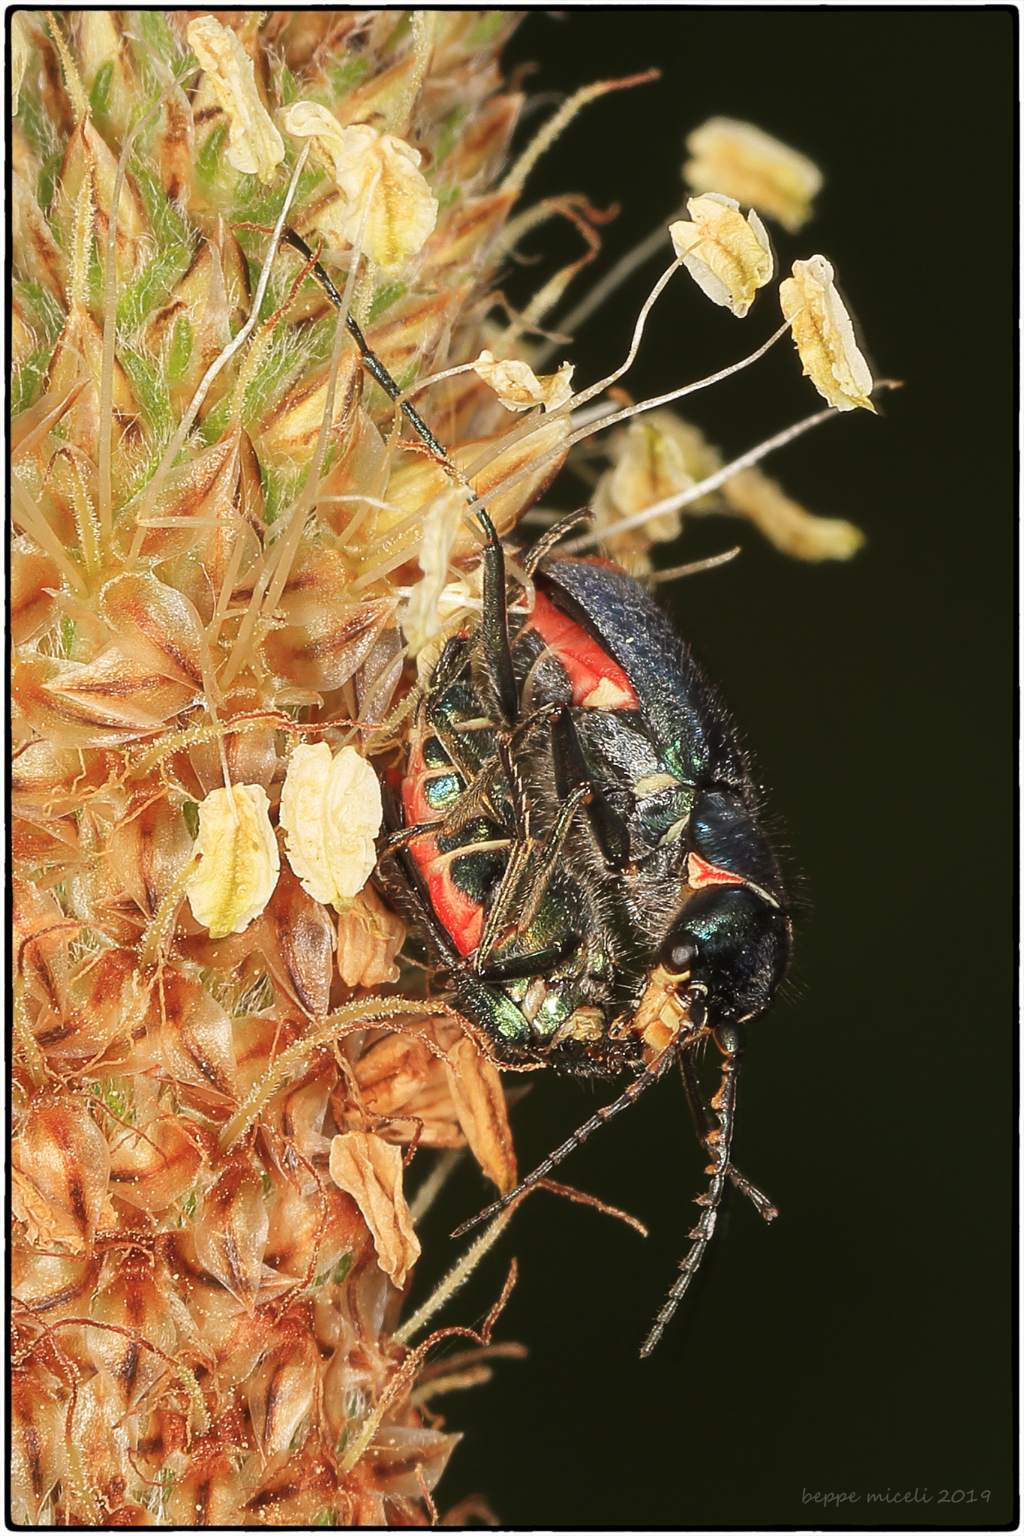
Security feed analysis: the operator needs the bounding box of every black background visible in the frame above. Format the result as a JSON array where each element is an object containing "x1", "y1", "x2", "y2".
[{"x1": 409, "y1": 8, "x2": 1017, "y2": 1529}]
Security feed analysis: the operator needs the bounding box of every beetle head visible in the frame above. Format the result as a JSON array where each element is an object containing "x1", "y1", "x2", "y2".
[{"x1": 657, "y1": 884, "x2": 792, "y2": 1029}]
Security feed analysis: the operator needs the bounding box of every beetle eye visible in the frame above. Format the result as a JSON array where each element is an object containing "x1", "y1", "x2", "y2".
[{"x1": 659, "y1": 931, "x2": 698, "y2": 976}]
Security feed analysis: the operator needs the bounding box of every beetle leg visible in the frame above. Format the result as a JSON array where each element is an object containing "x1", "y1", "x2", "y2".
[
  {"x1": 376, "y1": 820, "x2": 442, "y2": 862},
  {"x1": 520, "y1": 506, "x2": 593, "y2": 577},
  {"x1": 473, "y1": 934, "x2": 581, "y2": 983},
  {"x1": 450, "y1": 1048, "x2": 674, "y2": 1239},
  {"x1": 428, "y1": 756, "x2": 503, "y2": 839},
  {"x1": 471, "y1": 734, "x2": 534, "y2": 969},
  {"x1": 512, "y1": 780, "x2": 592, "y2": 932},
  {"x1": 377, "y1": 815, "x2": 540, "y2": 1053},
  {"x1": 677, "y1": 1048, "x2": 778, "y2": 1222},
  {"x1": 551, "y1": 708, "x2": 632, "y2": 871},
  {"x1": 428, "y1": 700, "x2": 554, "y2": 843},
  {"x1": 476, "y1": 509, "x2": 519, "y2": 727},
  {"x1": 639, "y1": 1025, "x2": 745, "y2": 1357}
]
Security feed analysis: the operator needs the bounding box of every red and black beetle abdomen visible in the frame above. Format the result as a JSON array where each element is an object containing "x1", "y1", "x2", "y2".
[{"x1": 385, "y1": 544, "x2": 791, "y2": 1067}]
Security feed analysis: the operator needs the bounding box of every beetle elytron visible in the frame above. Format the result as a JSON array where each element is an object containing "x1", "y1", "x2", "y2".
[{"x1": 380, "y1": 510, "x2": 792, "y2": 1356}]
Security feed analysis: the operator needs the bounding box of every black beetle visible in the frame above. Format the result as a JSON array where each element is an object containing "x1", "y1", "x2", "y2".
[
  {"x1": 287, "y1": 227, "x2": 792, "y2": 1353},
  {"x1": 381, "y1": 510, "x2": 792, "y2": 1354}
]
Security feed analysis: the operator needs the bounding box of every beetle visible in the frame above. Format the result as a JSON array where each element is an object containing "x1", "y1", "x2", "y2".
[
  {"x1": 284, "y1": 228, "x2": 792, "y2": 1353},
  {"x1": 379, "y1": 509, "x2": 792, "y2": 1355}
]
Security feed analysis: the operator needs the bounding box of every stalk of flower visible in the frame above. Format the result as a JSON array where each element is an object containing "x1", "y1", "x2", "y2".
[{"x1": 10, "y1": 9, "x2": 883, "y2": 1525}]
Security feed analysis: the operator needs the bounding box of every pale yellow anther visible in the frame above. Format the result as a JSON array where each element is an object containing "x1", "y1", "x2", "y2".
[
  {"x1": 186, "y1": 16, "x2": 284, "y2": 182},
  {"x1": 186, "y1": 784, "x2": 280, "y2": 939},
  {"x1": 472, "y1": 351, "x2": 575, "y2": 413},
  {"x1": 670, "y1": 193, "x2": 774, "y2": 318},
  {"x1": 281, "y1": 104, "x2": 438, "y2": 272},
  {"x1": 684, "y1": 117, "x2": 823, "y2": 233},
  {"x1": 280, "y1": 743, "x2": 383, "y2": 912},
  {"x1": 779, "y1": 255, "x2": 875, "y2": 413},
  {"x1": 596, "y1": 419, "x2": 695, "y2": 549}
]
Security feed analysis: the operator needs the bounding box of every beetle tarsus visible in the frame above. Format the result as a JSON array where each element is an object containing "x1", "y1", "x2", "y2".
[{"x1": 677, "y1": 1047, "x2": 777, "y2": 1221}]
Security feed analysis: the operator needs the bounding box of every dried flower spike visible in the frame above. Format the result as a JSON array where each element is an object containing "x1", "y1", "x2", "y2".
[
  {"x1": 780, "y1": 254, "x2": 875, "y2": 412},
  {"x1": 473, "y1": 351, "x2": 576, "y2": 412},
  {"x1": 670, "y1": 193, "x2": 773, "y2": 317},
  {"x1": 187, "y1": 783, "x2": 280, "y2": 938},
  {"x1": 280, "y1": 742, "x2": 383, "y2": 912},
  {"x1": 282, "y1": 105, "x2": 438, "y2": 272},
  {"x1": 186, "y1": 16, "x2": 284, "y2": 182},
  {"x1": 684, "y1": 116, "x2": 823, "y2": 233}
]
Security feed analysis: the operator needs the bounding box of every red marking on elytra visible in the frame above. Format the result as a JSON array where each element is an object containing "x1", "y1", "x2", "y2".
[
  {"x1": 402, "y1": 738, "x2": 484, "y2": 956},
  {"x1": 687, "y1": 851, "x2": 748, "y2": 891},
  {"x1": 525, "y1": 591, "x2": 638, "y2": 711}
]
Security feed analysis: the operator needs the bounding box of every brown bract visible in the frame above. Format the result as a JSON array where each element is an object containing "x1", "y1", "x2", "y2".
[
  {"x1": 328, "y1": 1131, "x2": 422, "y2": 1288},
  {"x1": 336, "y1": 883, "x2": 406, "y2": 989}
]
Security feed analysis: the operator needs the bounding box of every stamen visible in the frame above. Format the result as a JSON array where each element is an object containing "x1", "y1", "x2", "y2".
[
  {"x1": 569, "y1": 316, "x2": 791, "y2": 432},
  {"x1": 563, "y1": 400, "x2": 837, "y2": 555},
  {"x1": 562, "y1": 259, "x2": 682, "y2": 413},
  {"x1": 459, "y1": 320, "x2": 794, "y2": 535},
  {"x1": 535, "y1": 215, "x2": 671, "y2": 367},
  {"x1": 501, "y1": 70, "x2": 659, "y2": 196}
]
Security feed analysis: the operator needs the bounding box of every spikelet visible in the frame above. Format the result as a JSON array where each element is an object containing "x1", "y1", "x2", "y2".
[{"x1": 11, "y1": 9, "x2": 881, "y2": 1525}]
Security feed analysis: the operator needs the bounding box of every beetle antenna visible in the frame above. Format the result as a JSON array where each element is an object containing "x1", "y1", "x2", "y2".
[
  {"x1": 281, "y1": 228, "x2": 519, "y2": 581},
  {"x1": 281, "y1": 227, "x2": 456, "y2": 473},
  {"x1": 639, "y1": 1026, "x2": 743, "y2": 1357},
  {"x1": 450, "y1": 1049, "x2": 672, "y2": 1240}
]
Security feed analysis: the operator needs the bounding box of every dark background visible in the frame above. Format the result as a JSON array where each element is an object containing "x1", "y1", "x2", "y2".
[{"x1": 411, "y1": 8, "x2": 1017, "y2": 1529}]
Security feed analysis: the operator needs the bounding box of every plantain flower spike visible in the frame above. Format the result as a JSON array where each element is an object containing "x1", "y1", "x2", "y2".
[
  {"x1": 282, "y1": 103, "x2": 438, "y2": 271},
  {"x1": 187, "y1": 783, "x2": 280, "y2": 939},
  {"x1": 670, "y1": 193, "x2": 773, "y2": 317},
  {"x1": 280, "y1": 742, "x2": 383, "y2": 912},
  {"x1": 780, "y1": 254, "x2": 875, "y2": 412},
  {"x1": 473, "y1": 351, "x2": 575, "y2": 412},
  {"x1": 684, "y1": 116, "x2": 823, "y2": 233}
]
